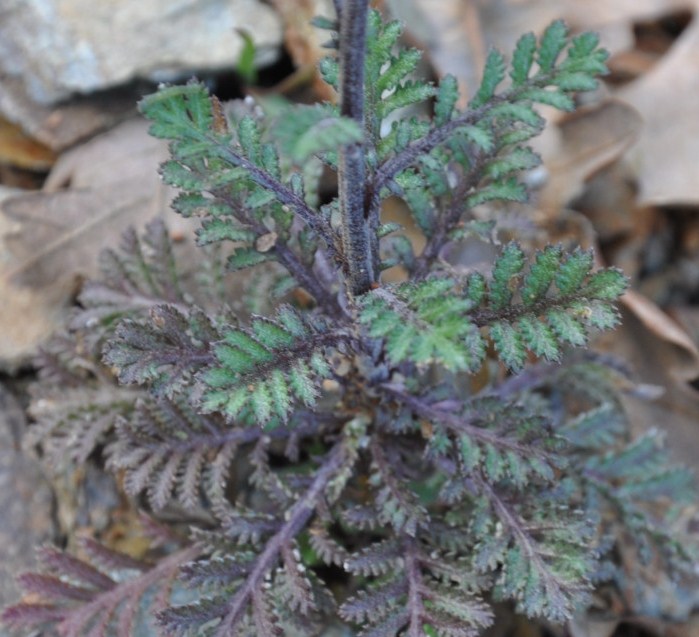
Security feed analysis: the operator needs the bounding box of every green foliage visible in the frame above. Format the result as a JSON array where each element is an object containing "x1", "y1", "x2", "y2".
[
  {"x1": 199, "y1": 307, "x2": 344, "y2": 425},
  {"x1": 107, "y1": 396, "x2": 245, "y2": 511},
  {"x1": 235, "y1": 29, "x2": 258, "y2": 85},
  {"x1": 5, "y1": 7, "x2": 696, "y2": 637},
  {"x1": 361, "y1": 245, "x2": 627, "y2": 373},
  {"x1": 103, "y1": 304, "x2": 216, "y2": 397},
  {"x1": 273, "y1": 103, "x2": 363, "y2": 164},
  {"x1": 363, "y1": 10, "x2": 437, "y2": 134},
  {"x1": 360, "y1": 280, "x2": 485, "y2": 372}
]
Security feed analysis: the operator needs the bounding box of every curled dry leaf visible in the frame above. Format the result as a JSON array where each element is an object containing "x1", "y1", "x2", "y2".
[
  {"x1": 598, "y1": 303, "x2": 699, "y2": 471},
  {"x1": 268, "y1": 0, "x2": 337, "y2": 100},
  {"x1": 619, "y1": 13, "x2": 699, "y2": 206},
  {"x1": 537, "y1": 100, "x2": 643, "y2": 215},
  {"x1": 621, "y1": 290, "x2": 699, "y2": 381},
  {"x1": 0, "y1": 116, "x2": 56, "y2": 171},
  {"x1": 0, "y1": 119, "x2": 182, "y2": 370}
]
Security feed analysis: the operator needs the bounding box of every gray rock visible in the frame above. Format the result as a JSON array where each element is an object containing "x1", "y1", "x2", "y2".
[
  {"x1": 0, "y1": 76, "x2": 140, "y2": 151},
  {"x1": 0, "y1": 384, "x2": 56, "y2": 611},
  {"x1": 0, "y1": 0, "x2": 282, "y2": 105}
]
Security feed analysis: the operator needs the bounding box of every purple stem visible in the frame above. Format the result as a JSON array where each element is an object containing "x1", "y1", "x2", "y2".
[
  {"x1": 338, "y1": 0, "x2": 375, "y2": 297},
  {"x1": 404, "y1": 537, "x2": 425, "y2": 637},
  {"x1": 382, "y1": 384, "x2": 554, "y2": 461},
  {"x1": 59, "y1": 545, "x2": 201, "y2": 636},
  {"x1": 213, "y1": 440, "x2": 349, "y2": 636}
]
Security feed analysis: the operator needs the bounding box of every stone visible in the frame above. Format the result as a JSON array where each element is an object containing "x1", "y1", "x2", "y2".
[
  {"x1": 0, "y1": 0, "x2": 282, "y2": 106},
  {"x1": 0, "y1": 76, "x2": 141, "y2": 151},
  {"x1": 0, "y1": 384, "x2": 55, "y2": 613}
]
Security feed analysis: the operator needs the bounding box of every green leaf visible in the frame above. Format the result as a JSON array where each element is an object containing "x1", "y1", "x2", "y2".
[
  {"x1": 517, "y1": 317, "x2": 560, "y2": 361},
  {"x1": 237, "y1": 115, "x2": 260, "y2": 159},
  {"x1": 319, "y1": 56, "x2": 339, "y2": 89},
  {"x1": 510, "y1": 33, "x2": 537, "y2": 85},
  {"x1": 556, "y1": 249, "x2": 593, "y2": 295},
  {"x1": 465, "y1": 273, "x2": 487, "y2": 305},
  {"x1": 173, "y1": 193, "x2": 231, "y2": 218},
  {"x1": 553, "y1": 72, "x2": 599, "y2": 92},
  {"x1": 139, "y1": 82, "x2": 213, "y2": 140},
  {"x1": 200, "y1": 308, "x2": 340, "y2": 425},
  {"x1": 584, "y1": 301, "x2": 620, "y2": 330},
  {"x1": 489, "y1": 103, "x2": 544, "y2": 128},
  {"x1": 273, "y1": 104, "x2": 363, "y2": 163},
  {"x1": 196, "y1": 218, "x2": 256, "y2": 246},
  {"x1": 490, "y1": 243, "x2": 525, "y2": 310},
  {"x1": 160, "y1": 160, "x2": 205, "y2": 191},
  {"x1": 466, "y1": 178, "x2": 527, "y2": 207},
  {"x1": 378, "y1": 82, "x2": 437, "y2": 118},
  {"x1": 491, "y1": 321, "x2": 527, "y2": 371},
  {"x1": 235, "y1": 29, "x2": 258, "y2": 85},
  {"x1": 567, "y1": 31, "x2": 600, "y2": 59},
  {"x1": 582, "y1": 268, "x2": 628, "y2": 300},
  {"x1": 226, "y1": 247, "x2": 275, "y2": 271},
  {"x1": 360, "y1": 283, "x2": 485, "y2": 372},
  {"x1": 310, "y1": 15, "x2": 337, "y2": 31},
  {"x1": 520, "y1": 245, "x2": 562, "y2": 305},
  {"x1": 458, "y1": 125, "x2": 495, "y2": 152},
  {"x1": 537, "y1": 20, "x2": 569, "y2": 72},
  {"x1": 547, "y1": 309, "x2": 587, "y2": 346},
  {"x1": 434, "y1": 75, "x2": 459, "y2": 125},
  {"x1": 471, "y1": 49, "x2": 506, "y2": 107},
  {"x1": 376, "y1": 48, "x2": 422, "y2": 95},
  {"x1": 520, "y1": 87, "x2": 575, "y2": 111},
  {"x1": 485, "y1": 147, "x2": 541, "y2": 180}
]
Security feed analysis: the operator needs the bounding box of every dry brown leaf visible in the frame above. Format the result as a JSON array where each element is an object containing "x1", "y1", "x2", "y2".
[
  {"x1": 0, "y1": 118, "x2": 181, "y2": 370},
  {"x1": 0, "y1": 116, "x2": 56, "y2": 171},
  {"x1": 598, "y1": 305, "x2": 699, "y2": 470},
  {"x1": 559, "y1": 0, "x2": 690, "y2": 26},
  {"x1": 0, "y1": 77, "x2": 140, "y2": 152},
  {"x1": 537, "y1": 100, "x2": 642, "y2": 214},
  {"x1": 268, "y1": 0, "x2": 337, "y2": 101},
  {"x1": 618, "y1": 13, "x2": 699, "y2": 205},
  {"x1": 621, "y1": 290, "x2": 699, "y2": 380},
  {"x1": 569, "y1": 616, "x2": 620, "y2": 637},
  {"x1": 386, "y1": 0, "x2": 487, "y2": 104}
]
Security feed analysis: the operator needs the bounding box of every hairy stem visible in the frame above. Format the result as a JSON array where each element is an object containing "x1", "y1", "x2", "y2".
[
  {"x1": 338, "y1": 0, "x2": 375, "y2": 297},
  {"x1": 383, "y1": 385, "x2": 555, "y2": 462},
  {"x1": 273, "y1": 241, "x2": 343, "y2": 316},
  {"x1": 213, "y1": 439, "x2": 349, "y2": 636},
  {"x1": 59, "y1": 545, "x2": 201, "y2": 635},
  {"x1": 214, "y1": 187, "x2": 342, "y2": 316},
  {"x1": 201, "y1": 131, "x2": 334, "y2": 245},
  {"x1": 412, "y1": 153, "x2": 488, "y2": 278},
  {"x1": 365, "y1": 78, "x2": 552, "y2": 223},
  {"x1": 404, "y1": 537, "x2": 426, "y2": 637}
]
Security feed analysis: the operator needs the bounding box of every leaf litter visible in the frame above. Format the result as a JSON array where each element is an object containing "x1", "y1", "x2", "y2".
[{"x1": 2, "y1": 2, "x2": 699, "y2": 635}]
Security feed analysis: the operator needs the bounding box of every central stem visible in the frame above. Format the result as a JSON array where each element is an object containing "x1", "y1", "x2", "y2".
[{"x1": 338, "y1": 0, "x2": 374, "y2": 297}]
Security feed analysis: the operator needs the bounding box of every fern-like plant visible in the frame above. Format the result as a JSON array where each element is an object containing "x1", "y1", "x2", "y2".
[{"x1": 4, "y1": 3, "x2": 696, "y2": 637}]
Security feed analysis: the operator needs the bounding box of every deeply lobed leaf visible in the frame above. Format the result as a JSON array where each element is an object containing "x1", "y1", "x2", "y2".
[{"x1": 199, "y1": 307, "x2": 342, "y2": 425}]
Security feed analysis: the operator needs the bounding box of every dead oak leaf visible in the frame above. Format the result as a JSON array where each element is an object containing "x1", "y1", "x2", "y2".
[
  {"x1": 619, "y1": 12, "x2": 699, "y2": 206},
  {"x1": 0, "y1": 118, "x2": 181, "y2": 370}
]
